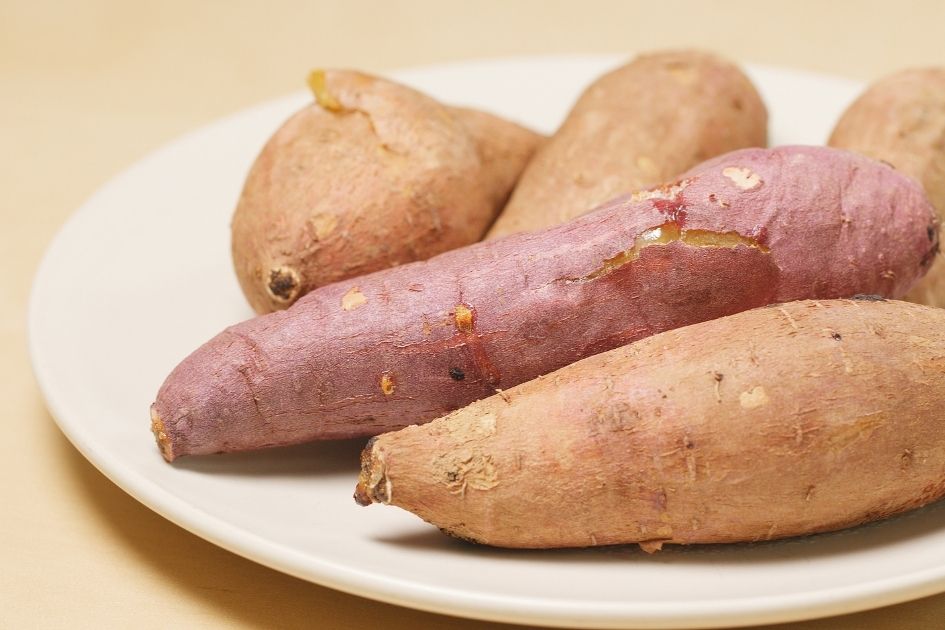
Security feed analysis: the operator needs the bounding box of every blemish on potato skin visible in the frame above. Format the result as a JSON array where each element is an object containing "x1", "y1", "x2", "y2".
[
  {"x1": 309, "y1": 213, "x2": 339, "y2": 240},
  {"x1": 629, "y1": 179, "x2": 690, "y2": 203},
  {"x1": 739, "y1": 386, "x2": 769, "y2": 409},
  {"x1": 711, "y1": 372, "x2": 723, "y2": 402},
  {"x1": 900, "y1": 449, "x2": 914, "y2": 470},
  {"x1": 341, "y1": 286, "x2": 367, "y2": 310},
  {"x1": 449, "y1": 367, "x2": 466, "y2": 381},
  {"x1": 454, "y1": 304, "x2": 474, "y2": 332},
  {"x1": 567, "y1": 221, "x2": 769, "y2": 284},
  {"x1": 380, "y1": 372, "x2": 395, "y2": 396},
  {"x1": 722, "y1": 166, "x2": 763, "y2": 190},
  {"x1": 267, "y1": 266, "x2": 301, "y2": 302}
]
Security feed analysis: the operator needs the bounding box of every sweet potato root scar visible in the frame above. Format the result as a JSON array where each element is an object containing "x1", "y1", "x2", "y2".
[
  {"x1": 267, "y1": 266, "x2": 301, "y2": 302},
  {"x1": 307, "y1": 70, "x2": 343, "y2": 112},
  {"x1": 739, "y1": 386, "x2": 769, "y2": 409},
  {"x1": 341, "y1": 286, "x2": 367, "y2": 311},
  {"x1": 150, "y1": 407, "x2": 173, "y2": 462},
  {"x1": 569, "y1": 222, "x2": 770, "y2": 283},
  {"x1": 722, "y1": 166, "x2": 763, "y2": 190},
  {"x1": 380, "y1": 372, "x2": 395, "y2": 396}
]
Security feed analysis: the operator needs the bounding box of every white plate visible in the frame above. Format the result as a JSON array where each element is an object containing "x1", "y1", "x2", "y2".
[{"x1": 28, "y1": 55, "x2": 945, "y2": 629}]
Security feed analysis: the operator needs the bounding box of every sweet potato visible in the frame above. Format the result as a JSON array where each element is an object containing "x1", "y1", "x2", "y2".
[
  {"x1": 829, "y1": 67, "x2": 945, "y2": 306},
  {"x1": 232, "y1": 69, "x2": 542, "y2": 313},
  {"x1": 355, "y1": 298, "x2": 945, "y2": 550},
  {"x1": 151, "y1": 146, "x2": 937, "y2": 461},
  {"x1": 485, "y1": 50, "x2": 767, "y2": 239}
]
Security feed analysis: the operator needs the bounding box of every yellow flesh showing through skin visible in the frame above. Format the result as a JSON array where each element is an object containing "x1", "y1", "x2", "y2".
[{"x1": 576, "y1": 222, "x2": 770, "y2": 283}]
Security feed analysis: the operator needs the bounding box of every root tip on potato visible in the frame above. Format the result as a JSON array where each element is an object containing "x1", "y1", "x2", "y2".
[
  {"x1": 354, "y1": 437, "x2": 390, "y2": 506},
  {"x1": 149, "y1": 406, "x2": 175, "y2": 462},
  {"x1": 306, "y1": 69, "x2": 343, "y2": 112}
]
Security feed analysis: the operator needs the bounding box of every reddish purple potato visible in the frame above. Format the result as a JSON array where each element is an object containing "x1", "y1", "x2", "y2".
[
  {"x1": 151, "y1": 146, "x2": 938, "y2": 461},
  {"x1": 830, "y1": 67, "x2": 945, "y2": 307}
]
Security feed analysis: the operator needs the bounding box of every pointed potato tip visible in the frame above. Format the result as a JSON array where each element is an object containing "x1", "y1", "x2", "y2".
[
  {"x1": 354, "y1": 436, "x2": 387, "y2": 506},
  {"x1": 306, "y1": 69, "x2": 343, "y2": 112},
  {"x1": 150, "y1": 406, "x2": 175, "y2": 462}
]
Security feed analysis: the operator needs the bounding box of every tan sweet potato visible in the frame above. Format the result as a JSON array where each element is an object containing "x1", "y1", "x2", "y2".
[
  {"x1": 355, "y1": 298, "x2": 945, "y2": 551},
  {"x1": 232, "y1": 70, "x2": 542, "y2": 313},
  {"x1": 485, "y1": 50, "x2": 767, "y2": 239},
  {"x1": 829, "y1": 67, "x2": 945, "y2": 306},
  {"x1": 151, "y1": 146, "x2": 937, "y2": 461}
]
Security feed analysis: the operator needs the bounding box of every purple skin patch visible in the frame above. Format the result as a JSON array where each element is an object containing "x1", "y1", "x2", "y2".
[{"x1": 152, "y1": 146, "x2": 938, "y2": 460}]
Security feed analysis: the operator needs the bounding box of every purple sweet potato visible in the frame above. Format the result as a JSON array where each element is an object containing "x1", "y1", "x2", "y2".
[
  {"x1": 355, "y1": 298, "x2": 945, "y2": 550},
  {"x1": 150, "y1": 146, "x2": 938, "y2": 461},
  {"x1": 829, "y1": 67, "x2": 945, "y2": 307}
]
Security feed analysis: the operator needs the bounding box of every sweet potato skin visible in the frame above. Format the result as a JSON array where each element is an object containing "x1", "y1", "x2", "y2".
[
  {"x1": 152, "y1": 146, "x2": 937, "y2": 461},
  {"x1": 355, "y1": 299, "x2": 945, "y2": 550},
  {"x1": 829, "y1": 67, "x2": 945, "y2": 306},
  {"x1": 231, "y1": 70, "x2": 541, "y2": 313},
  {"x1": 486, "y1": 50, "x2": 767, "y2": 239}
]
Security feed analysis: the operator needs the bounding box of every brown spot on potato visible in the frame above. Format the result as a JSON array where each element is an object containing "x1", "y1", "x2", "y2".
[
  {"x1": 380, "y1": 372, "x2": 395, "y2": 396},
  {"x1": 341, "y1": 286, "x2": 367, "y2": 310},
  {"x1": 267, "y1": 266, "x2": 301, "y2": 303},
  {"x1": 454, "y1": 304, "x2": 474, "y2": 332},
  {"x1": 449, "y1": 367, "x2": 466, "y2": 381}
]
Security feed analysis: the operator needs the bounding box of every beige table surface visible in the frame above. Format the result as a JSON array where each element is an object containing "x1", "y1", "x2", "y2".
[{"x1": 5, "y1": 1, "x2": 945, "y2": 628}]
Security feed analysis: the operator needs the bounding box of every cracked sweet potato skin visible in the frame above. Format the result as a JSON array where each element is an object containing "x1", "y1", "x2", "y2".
[
  {"x1": 152, "y1": 146, "x2": 937, "y2": 461},
  {"x1": 355, "y1": 299, "x2": 945, "y2": 549},
  {"x1": 829, "y1": 67, "x2": 945, "y2": 307},
  {"x1": 486, "y1": 50, "x2": 767, "y2": 239},
  {"x1": 232, "y1": 70, "x2": 542, "y2": 314}
]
